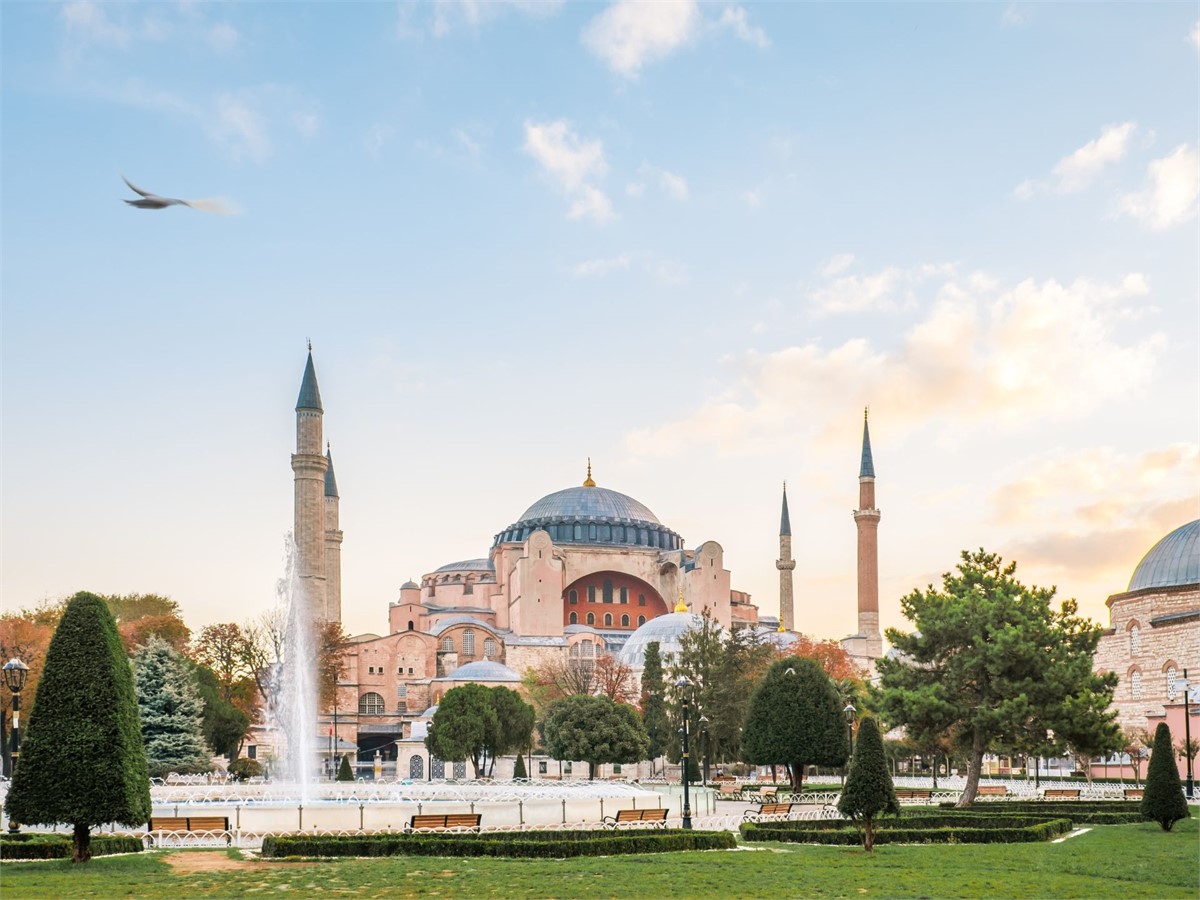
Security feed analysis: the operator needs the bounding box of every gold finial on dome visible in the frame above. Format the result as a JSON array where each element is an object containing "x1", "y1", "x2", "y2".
[
  {"x1": 778, "y1": 621, "x2": 786, "y2": 633},
  {"x1": 674, "y1": 579, "x2": 687, "y2": 613},
  {"x1": 583, "y1": 458, "x2": 596, "y2": 488},
  {"x1": 864, "y1": 405, "x2": 869, "y2": 421}
]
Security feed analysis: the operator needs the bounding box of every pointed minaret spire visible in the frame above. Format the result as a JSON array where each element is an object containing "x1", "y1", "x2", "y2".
[
  {"x1": 859, "y1": 406, "x2": 875, "y2": 478},
  {"x1": 296, "y1": 345, "x2": 323, "y2": 412},
  {"x1": 293, "y1": 345, "x2": 330, "y2": 625},
  {"x1": 583, "y1": 458, "x2": 596, "y2": 487},
  {"x1": 776, "y1": 480, "x2": 796, "y2": 632},
  {"x1": 324, "y1": 442, "x2": 339, "y2": 498}
]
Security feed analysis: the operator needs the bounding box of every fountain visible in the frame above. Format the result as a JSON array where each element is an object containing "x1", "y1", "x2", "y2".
[{"x1": 275, "y1": 535, "x2": 317, "y2": 795}]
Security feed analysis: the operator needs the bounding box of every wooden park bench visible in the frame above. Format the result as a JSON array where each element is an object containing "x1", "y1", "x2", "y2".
[
  {"x1": 1042, "y1": 788, "x2": 1081, "y2": 800},
  {"x1": 756, "y1": 785, "x2": 779, "y2": 801},
  {"x1": 146, "y1": 816, "x2": 231, "y2": 845},
  {"x1": 717, "y1": 782, "x2": 743, "y2": 799},
  {"x1": 976, "y1": 785, "x2": 1009, "y2": 797},
  {"x1": 1123, "y1": 788, "x2": 1144, "y2": 799},
  {"x1": 406, "y1": 813, "x2": 482, "y2": 832},
  {"x1": 743, "y1": 802, "x2": 796, "y2": 822},
  {"x1": 894, "y1": 788, "x2": 933, "y2": 802},
  {"x1": 602, "y1": 808, "x2": 669, "y2": 829}
]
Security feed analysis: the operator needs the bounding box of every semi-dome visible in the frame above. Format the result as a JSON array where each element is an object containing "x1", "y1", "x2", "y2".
[
  {"x1": 433, "y1": 660, "x2": 522, "y2": 683},
  {"x1": 1127, "y1": 520, "x2": 1200, "y2": 592},
  {"x1": 493, "y1": 476, "x2": 682, "y2": 551},
  {"x1": 618, "y1": 612, "x2": 708, "y2": 668}
]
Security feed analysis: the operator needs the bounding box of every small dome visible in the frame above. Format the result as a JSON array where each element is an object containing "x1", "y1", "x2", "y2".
[
  {"x1": 434, "y1": 660, "x2": 521, "y2": 683},
  {"x1": 618, "y1": 612, "x2": 709, "y2": 668},
  {"x1": 433, "y1": 558, "x2": 494, "y2": 574},
  {"x1": 1128, "y1": 520, "x2": 1199, "y2": 592},
  {"x1": 400, "y1": 580, "x2": 420, "y2": 591}
]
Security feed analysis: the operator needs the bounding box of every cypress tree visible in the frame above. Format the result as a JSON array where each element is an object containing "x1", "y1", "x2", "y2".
[
  {"x1": 337, "y1": 755, "x2": 354, "y2": 781},
  {"x1": 640, "y1": 642, "x2": 670, "y2": 772},
  {"x1": 134, "y1": 637, "x2": 212, "y2": 778},
  {"x1": 4, "y1": 592, "x2": 151, "y2": 862},
  {"x1": 513, "y1": 752, "x2": 527, "y2": 779},
  {"x1": 837, "y1": 716, "x2": 899, "y2": 851},
  {"x1": 1141, "y1": 722, "x2": 1189, "y2": 831}
]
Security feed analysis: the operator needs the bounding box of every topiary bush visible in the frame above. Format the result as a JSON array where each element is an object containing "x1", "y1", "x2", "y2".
[
  {"x1": 1141, "y1": 722, "x2": 1190, "y2": 831},
  {"x1": 337, "y1": 755, "x2": 354, "y2": 781},
  {"x1": 512, "y1": 754, "x2": 527, "y2": 779},
  {"x1": 0, "y1": 833, "x2": 143, "y2": 860},
  {"x1": 837, "y1": 716, "x2": 899, "y2": 850},
  {"x1": 229, "y1": 757, "x2": 264, "y2": 781},
  {"x1": 742, "y1": 818, "x2": 1072, "y2": 845}
]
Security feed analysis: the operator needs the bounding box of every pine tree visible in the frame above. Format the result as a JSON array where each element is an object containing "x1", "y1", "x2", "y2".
[
  {"x1": 337, "y1": 754, "x2": 354, "y2": 781},
  {"x1": 4, "y1": 592, "x2": 151, "y2": 862},
  {"x1": 837, "y1": 716, "x2": 899, "y2": 851},
  {"x1": 640, "y1": 641, "x2": 670, "y2": 771},
  {"x1": 1141, "y1": 722, "x2": 1189, "y2": 831},
  {"x1": 134, "y1": 637, "x2": 212, "y2": 778}
]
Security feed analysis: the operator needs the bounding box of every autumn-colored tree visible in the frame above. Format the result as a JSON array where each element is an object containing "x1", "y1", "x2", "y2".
[
  {"x1": 0, "y1": 606, "x2": 58, "y2": 776},
  {"x1": 776, "y1": 633, "x2": 863, "y2": 682},
  {"x1": 318, "y1": 620, "x2": 350, "y2": 710},
  {"x1": 594, "y1": 653, "x2": 637, "y2": 704},
  {"x1": 118, "y1": 614, "x2": 192, "y2": 655}
]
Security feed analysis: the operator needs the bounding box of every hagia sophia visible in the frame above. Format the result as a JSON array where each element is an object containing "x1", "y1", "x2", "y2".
[{"x1": 281, "y1": 349, "x2": 1197, "y2": 777}]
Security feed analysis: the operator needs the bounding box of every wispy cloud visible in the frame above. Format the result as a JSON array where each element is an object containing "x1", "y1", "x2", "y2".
[
  {"x1": 211, "y1": 94, "x2": 272, "y2": 163},
  {"x1": 59, "y1": 1, "x2": 241, "y2": 54},
  {"x1": 809, "y1": 262, "x2": 955, "y2": 314},
  {"x1": 717, "y1": 6, "x2": 770, "y2": 48},
  {"x1": 820, "y1": 253, "x2": 855, "y2": 278},
  {"x1": 1001, "y1": 4, "x2": 1031, "y2": 27},
  {"x1": 1116, "y1": 144, "x2": 1199, "y2": 231},
  {"x1": 1016, "y1": 122, "x2": 1137, "y2": 197},
  {"x1": 522, "y1": 119, "x2": 614, "y2": 223},
  {"x1": 398, "y1": 0, "x2": 563, "y2": 39},
  {"x1": 60, "y1": 0, "x2": 130, "y2": 47},
  {"x1": 627, "y1": 162, "x2": 689, "y2": 200},
  {"x1": 626, "y1": 268, "x2": 1162, "y2": 458},
  {"x1": 364, "y1": 123, "x2": 395, "y2": 160},
  {"x1": 572, "y1": 254, "x2": 631, "y2": 278}
]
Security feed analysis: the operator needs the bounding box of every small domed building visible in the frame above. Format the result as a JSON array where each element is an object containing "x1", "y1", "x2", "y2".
[{"x1": 1094, "y1": 520, "x2": 1199, "y2": 736}]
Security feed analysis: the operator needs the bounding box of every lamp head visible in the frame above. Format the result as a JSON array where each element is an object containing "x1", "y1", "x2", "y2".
[
  {"x1": 3, "y1": 658, "x2": 28, "y2": 693},
  {"x1": 843, "y1": 702, "x2": 857, "y2": 723}
]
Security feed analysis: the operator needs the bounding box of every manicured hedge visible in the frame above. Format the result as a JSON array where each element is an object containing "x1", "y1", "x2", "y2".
[
  {"x1": 262, "y1": 829, "x2": 735, "y2": 859},
  {"x1": 741, "y1": 818, "x2": 1072, "y2": 845},
  {"x1": 0, "y1": 833, "x2": 143, "y2": 860},
  {"x1": 940, "y1": 801, "x2": 1140, "y2": 813},
  {"x1": 914, "y1": 807, "x2": 1145, "y2": 826}
]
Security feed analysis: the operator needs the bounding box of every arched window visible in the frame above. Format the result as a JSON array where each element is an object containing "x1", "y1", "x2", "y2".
[
  {"x1": 464, "y1": 578, "x2": 474, "y2": 595},
  {"x1": 604, "y1": 613, "x2": 613, "y2": 627},
  {"x1": 1166, "y1": 665, "x2": 1179, "y2": 700},
  {"x1": 463, "y1": 629, "x2": 476, "y2": 656},
  {"x1": 359, "y1": 692, "x2": 385, "y2": 715},
  {"x1": 407, "y1": 620, "x2": 414, "y2": 631},
  {"x1": 638, "y1": 615, "x2": 646, "y2": 626},
  {"x1": 569, "y1": 611, "x2": 578, "y2": 625},
  {"x1": 569, "y1": 589, "x2": 578, "y2": 604},
  {"x1": 483, "y1": 638, "x2": 497, "y2": 659},
  {"x1": 409, "y1": 755, "x2": 424, "y2": 779},
  {"x1": 620, "y1": 587, "x2": 628, "y2": 604},
  {"x1": 588, "y1": 586, "x2": 596, "y2": 603},
  {"x1": 586, "y1": 612, "x2": 595, "y2": 625},
  {"x1": 621, "y1": 614, "x2": 629, "y2": 628},
  {"x1": 603, "y1": 579, "x2": 614, "y2": 603},
  {"x1": 1131, "y1": 669, "x2": 1143, "y2": 700},
  {"x1": 440, "y1": 637, "x2": 454, "y2": 652},
  {"x1": 638, "y1": 594, "x2": 646, "y2": 607},
  {"x1": 1129, "y1": 623, "x2": 1141, "y2": 656}
]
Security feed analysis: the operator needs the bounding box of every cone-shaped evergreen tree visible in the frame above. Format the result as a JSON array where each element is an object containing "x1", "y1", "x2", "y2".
[
  {"x1": 837, "y1": 716, "x2": 899, "y2": 851},
  {"x1": 337, "y1": 754, "x2": 354, "y2": 781},
  {"x1": 640, "y1": 642, "x2": 670, "y2": 771},
  {"x1": 134, "y1": 637, "x2": 212, "y2": 778},
  {"x1": 1141, "y1": 722, "x2": 1189, "y2": 831},
  {"x1": 4, "y1": 592, "x2": 151, "y2": 862},
  {"x1": 513, "y1": 752, "x2": 527, "y2": 779}
]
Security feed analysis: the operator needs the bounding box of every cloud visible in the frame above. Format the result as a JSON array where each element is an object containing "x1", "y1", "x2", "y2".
[
  {"x1": 741, "y1": 188, "x2": 762, "y2": 208},
  {"x1": 365, "y1": 123, "x2": 394, "y2": 159},
  {"x1": 1116, "y1": 144, "x2": 1199, "y2": 231},
  {"x1": 523, "y1": 119, "x2": 614, "y2": 223},
  {"x1": 809, "y1": 262, "x2": 955, "y2": 314},
  {"x1": 211, "y1": 94, "x2": 272, "y2": 163},
  {"x1": 717, "y1": 6, "x2": 770, "y2": 48},
  {"x1": 293, "y1": 111, "x2": 321, "y2": 138},
  {"x1": 820, "y1": 253, "x2": 855, "y2": 278},
  {"x1": 397, "y1": 0, "x2": 563, "y2": 38},
  {"x1": 1016, "y1": 122, "x2": 1137, "y2": 197},
  {"x1": 627, "y1": 162, "x2": 689, "y2": 200},
  {"x1": 59, "y1": 1, "x2": 240, "y2": 53},
  {"x1": 60, "y1": 0, "x2": 130, "y2": 47},
  {"x1": 207, "y1": 22, "x2": 240, "y2": 53},
  {"x1": 1001, "y1": 4, "x2": 1030, "y2": 26},
  {"x1": 625, "y1": 268, "x2": 1163, "y2": 458},
  {"x1": 582, "y1": 0, "x2": 700, "y2": 78},
  {"x1": 646, "y1": 257, "x2": 688, "y2": 285},
  {"x1": 572, "y1": 255, "x2": 632, "y2": 278}
]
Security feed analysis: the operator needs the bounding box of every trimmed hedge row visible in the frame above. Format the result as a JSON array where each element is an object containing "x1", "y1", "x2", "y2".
[
  {"x1": 262, "y1": 829, "x2": 735, "y2": 859},
  {"x1": 742, "y1": 818, "x2": 1073, "y2": 846},
  {"x1": 0, "y1": 834, "x2": 144, "y2": 860},
  {"x1": 943, "y1": 801, "x2": 1140, "y2": 813},
  {"x1": 917, "y1": 808, "x2": 1146, "y2": 826}
]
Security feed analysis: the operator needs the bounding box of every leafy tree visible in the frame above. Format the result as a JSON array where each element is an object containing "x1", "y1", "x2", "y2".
[
  {"x1": 640, "y1": 641, "x2": 671, "y2": 771},
  {"x1": 193, "y1": 664, "x2": 250, "y2": 760},
  {"x1": 229, "y1": 757, "x2": 263, "y2": 781},
  {"x1": 317, "y1": 620, "x2": 350, "y2": 710},
  {"x1": 779, "y1": 633, "x2": 863, "y2": 682},
  {"x1": 118, "y1": 614, "x2": 191, "y2": 655},
  {"x1": 742, "y1": 657, "x2": 848, "y2": 790},
  {"x1": 4, "y1": 592, "x2": 151, "y2": 862},
  {"x1": 426, "y1": 684, "x2": 499, "y2": 778},
  {"x1": 541, "y1": 694, "x2": 650, "y2": 780},
  {"x1": 837, "y1": 716, "x2": 899, "y2": 851},
  {"x1": 1142, "y1": 723, "x2": 1189, "y2": 831},
  {"x1": 876, "y1": 550, "x2": 1118, "y2": 806},
  {"x1": 134, "y1": 637, "x2": 212, "y2": 778},
  {"x1": 337, "y1": 755, "x2": 354, "y2": 781}
]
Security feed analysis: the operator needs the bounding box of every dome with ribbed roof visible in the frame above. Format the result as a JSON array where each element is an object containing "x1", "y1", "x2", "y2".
[
  {"x1": 1127, "y1": 520, "x2": 1199, "y2": 592},
  {"x1": 433, "y1": 660, "x2": 522, "y2": 683},
  {"x1": 618, "y1": 612, "x2": 710, "y2": 668}
]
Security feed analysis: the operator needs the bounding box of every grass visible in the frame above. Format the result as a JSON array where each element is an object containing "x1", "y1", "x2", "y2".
[{"x1": 1, "y1": 818, "x2": 1195, "y2": 899}]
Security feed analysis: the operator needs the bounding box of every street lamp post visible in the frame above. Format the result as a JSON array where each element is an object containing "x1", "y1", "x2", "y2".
[
  {"x1": 4, "y1": 658, "x2": 29, "y2": 834},
  {"x1": 676, "y1": 676, "x2": 693, "y2": 830},
  {"x1": 699, "y1": 715, "x2": 710, "y2": 787},
  {"x1": 1183, "y1": 668, "x2": 1194, "y2": 799},
  {"x1": 843, "y1": 702, "x2": 857, "y2": 784}
]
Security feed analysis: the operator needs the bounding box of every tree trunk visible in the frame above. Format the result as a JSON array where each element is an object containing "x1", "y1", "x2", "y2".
[
  {"x1": 863, "y1": 815, "x2": 875, "y2": 852},
  {"x1": 956, "y1": 730, "x2": 985, "y2": 807},
  {"x1": 588, "y1": 761, "x2": 596, "y2": 781},
  {"x1": 72, "y1": 823, "x2": 91, "y2": 863}
]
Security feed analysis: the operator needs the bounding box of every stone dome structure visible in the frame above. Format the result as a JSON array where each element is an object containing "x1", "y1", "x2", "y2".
[
  {"x1": 1127, "y1": 519, "x2": 1199, "y2": 592},
  {"x1": 493, "y1": 481, "x2": 683, "y2": 550},
  {"x1": 618, "y1": 612, "x2": 708, "y2": 668},
  {"x1": 433, "y1": 660, "x2": 522, "y2": 683}
]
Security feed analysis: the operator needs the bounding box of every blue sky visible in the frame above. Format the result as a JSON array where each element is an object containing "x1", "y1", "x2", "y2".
[{"x1": 3, "y1": 1, "x2": 1198, "y2": 644}]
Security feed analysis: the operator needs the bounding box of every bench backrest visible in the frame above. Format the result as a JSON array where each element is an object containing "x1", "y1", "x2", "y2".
[
  {"x1": 149, "y1": 816, "x2": 229, "y2": 832},
  {"x1": 1124, "y1": 788, "x2": 1144, "y2": 798},
  {"x1": 758, "y1": 803, "x2": 793, "y2": 815},
  {"x1": 1044, "y1": 789, "x2": 1080, "y2": 798},
  {"x1": 409, "y1": 813, "x2": 481, "y2": 830},
  {"x1": 718, "y1": 783, "x2": 740, "y2": 793},
  {"x1": 616, "y1": 808, "x2": 667, "y2": 821},
  {"x1": 977, "y1": 786, "x2": 1008, "y2": 795},
  {"x1": 895, "y1": 789, "x2": 931, "y2": 798}
]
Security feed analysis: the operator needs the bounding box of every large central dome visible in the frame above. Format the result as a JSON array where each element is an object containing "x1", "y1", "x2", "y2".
[
  {"x1": 1127, "y1": 519, "x2": 1199, "y2": 592},
  {"x1": 492, "y1": 477, "x2": 681, "y2": 551}
]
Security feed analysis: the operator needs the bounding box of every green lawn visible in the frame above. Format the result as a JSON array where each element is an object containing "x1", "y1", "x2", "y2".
[{"x1": 2, "y1": 819, "x2": 1195, "y2": 899}]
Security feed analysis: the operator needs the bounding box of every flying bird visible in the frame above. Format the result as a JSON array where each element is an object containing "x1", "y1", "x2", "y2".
[{"x1": 121, "y1": 176, "x2": 235, "y2": 215}]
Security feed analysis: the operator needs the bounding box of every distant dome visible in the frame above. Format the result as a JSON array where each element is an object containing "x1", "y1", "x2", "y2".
[
  {"x1": 618, "y1": 612, "x2": 708, "y2": 668},
  {"x1": 493, "y1": 484, "x2": 682, "y2": 551},
  {"x1": 433, "y1": 660, "x2": 521, "y2": 683},
  {"x1": 1128, "y1": 520, "x2": 1200, "y2": 592},
  {"x1": 400, "y1": 580, "x2": 420, "y2": 590},
  {"x1": 433, "y1": 558, "x2": 494, "y2": 574}
]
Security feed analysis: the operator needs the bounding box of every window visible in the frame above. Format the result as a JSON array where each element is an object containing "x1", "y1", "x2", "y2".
[
  {"x1": 604, "y1": 613, "x2": 613, "y2": 627},
  {"x1": 408, "y1": 667, "x2": 414, "y2": 675},
  {"x1": 638, "y1": 615, "x2": 646, "y2": 626},
  {"x1": 569, "y1": 612, "x2": 578, "y2": 625},
  {"x1": 1166, "y1": 666, "x2": 1179, "y2": 700},
  {"x1": 1129, "y1": 624, "x2": 1141, "y2": 656},
  {"x1": 1131, "y1": 670, "x2": 1143, "y2": 700},
  {"x1": 464, "y1": 578, "x2": 474, "y2": 595},
  {"x1": 484, "y1": 638, "x2": 497, "y2": 659},
  {"x1": 603, "y1": 579, "x2": 613, "y2": 603},
  {"x1": 613, "y1": 764, "x2": 622, "y2": 774},
  {"x1": 397, "y1": 684, "x2": 408, "y2": 699},
  {"x1": 538, "y1": 761, "x2": 548, "y2": 775},
  {"x1": 441, "y1": 637, "x2": 454, "y2": 652},
  {"x1": 368, "y1": 666, "x2": 375, "y2": 674},
  {"x1": 588, "y1": 586, "x2": 596, "y2": 603},
  {"x1": 407, "y1": 620, "x2": 414, "y2": 631},
  {"x1": 564, "y1": 762, "x2": 573, "y2": 774},
  {"x1": 638, "y1": 594, "x2": 646, "y2": 607},
  {"x1": 247, "y1": 745, "x2": 257, "y2": 760},
  {"x1": 620, "y1": 587, "x2": 628, "y2": 604},
  {"x1": 359, "y1": 692, "x2": 385, "y2": 715},
  {"x1": 621, "y1": 614, "x2": 629, "y2": 628},
  {"x1": 569, "y1": 589, "x2": 578, "y2": 605},
  {"x1": 586, "y1": 612, "x2": 595, "y2": 625},
  {"x1": 463, "y1": 629, "x2": 476, "y2": 656}
]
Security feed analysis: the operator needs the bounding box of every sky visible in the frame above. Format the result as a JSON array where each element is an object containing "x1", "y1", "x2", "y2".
[{"x1": 2, "y1": 1, "x2": 1198, "y2": 647}]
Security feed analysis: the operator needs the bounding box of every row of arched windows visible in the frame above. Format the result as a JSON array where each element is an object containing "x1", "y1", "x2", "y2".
[
  {"x1": 1125, "y1": 662, "x2": 1182, "y2": 701},
  {"x1": 567, "y1": 584, "x2": 646, "y2": 606},
  {"x1": 568, "y1": 611, "x2": 645, "y2": 628},
  {"x1": 437, "y1": 630, "x2": 499, "y2": 658}
]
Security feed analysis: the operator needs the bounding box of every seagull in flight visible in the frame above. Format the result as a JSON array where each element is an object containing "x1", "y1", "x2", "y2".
[{"x1": 121, "y1": 176, "x2": 235, "y2": 214}]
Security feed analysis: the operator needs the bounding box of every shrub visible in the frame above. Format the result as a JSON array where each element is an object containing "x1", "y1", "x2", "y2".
[
  {"x1": 337, "y1": 755, "x2": 354, "y2": 781},
  {"x1": 229, "y1": 757, "x2": 264, "y2": 781},
  {"x1": 0, "y1": 834, "x2": 143, "y2": 860},
  {"x1": 837, "y1": 717, "x2": 899, "y2": 850},
  {"x1": 742, "y1": 818, "x2": 1072, "y2": 845},
  {"x1": 1141, "y1": 722, "x2": 1190, "y2": 831},
  {"x1": 512, "y1": 754, "x2": 527, "y2": 779}
]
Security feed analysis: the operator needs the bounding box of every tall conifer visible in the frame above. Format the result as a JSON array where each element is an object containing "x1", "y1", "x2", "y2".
[
  {"x1": 1141, "y1": 722, "x2": 1189, "y2": 831},
  {"x1": 641, "y1": 641, "x2": 670, "y2": 771},
  {"x1": 837, "y1": 716, "x2": 899, "y2": 850},
  {"x1": 134, "y1": 637, "x2": 212, "y2": 777}
]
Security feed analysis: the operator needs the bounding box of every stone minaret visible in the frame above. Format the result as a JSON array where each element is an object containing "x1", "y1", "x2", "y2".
[
  {"x1": 323, "y1": 443, "x2": 343, "y2": 624},
  {"x1": 776, "y1": 481, "x2": 795, "y2": 632},
  {"x1": 293, "y1": 345, "x2": 329, "y2": 622},
  {"x1": 852, "y1": 408, "x2": 884, "y2": 661}
]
